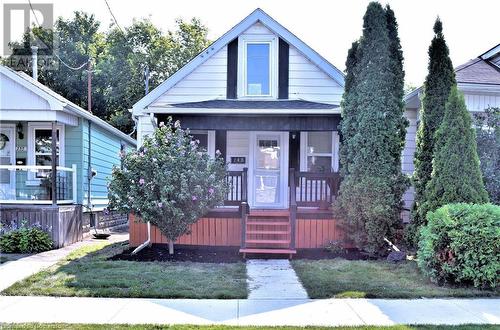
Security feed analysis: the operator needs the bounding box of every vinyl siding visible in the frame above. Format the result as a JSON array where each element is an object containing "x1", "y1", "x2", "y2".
[
  {"x1": 82, "y1": 119, "x2": 133, "y2": 210},
  {"x1": 226, "y1": 131, "x2": 250, "y2": 171},
  {"x1": 149, "y1": 46, "x2": 228, "y2": 106},
  {"x1": 463, "y1": 92, "x2": 500, "y2": 112},
  {"x1": 289, "y1": 46, "x2": 343, "y2": 105}
]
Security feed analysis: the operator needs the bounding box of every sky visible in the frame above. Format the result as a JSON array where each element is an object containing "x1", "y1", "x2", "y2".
[{"x1": 2, "y1": 0, "x2": 499, "y2": 86}]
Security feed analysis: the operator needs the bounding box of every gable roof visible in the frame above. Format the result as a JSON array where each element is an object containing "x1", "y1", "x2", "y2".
[
  {"x1": 0, "y1": 65, "x2": 136, "y2": 145},
  {"x1": 404, "y1": 42, "x2": 500, "y2": 108},
  {"x1": 132, "y1": 8, "x2": 345, "y2": 115}
]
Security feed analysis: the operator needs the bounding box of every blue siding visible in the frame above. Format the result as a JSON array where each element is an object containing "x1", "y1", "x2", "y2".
[{"x1": 82, "y1": 120, "x2": 133, "y2": 210}]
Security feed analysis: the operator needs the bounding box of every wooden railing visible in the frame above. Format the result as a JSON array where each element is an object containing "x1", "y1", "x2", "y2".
[
  {"x1": 293, "y1": 170, "x2": 340, "y2": 208},
  {"x1": 223, "y1": 168, "x2": 249, "y2": 249}
]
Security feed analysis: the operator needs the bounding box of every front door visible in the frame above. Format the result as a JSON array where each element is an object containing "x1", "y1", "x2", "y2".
[
  {"x1": 0, "y1": 126, "x2": 16, "y2": 200},
  {"x1": 251, "y1": 132, "x2": 288, "y2": 209}
]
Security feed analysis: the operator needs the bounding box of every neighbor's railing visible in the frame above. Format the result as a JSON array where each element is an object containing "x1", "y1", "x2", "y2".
[{"x1": 0, "y1": 164, "x2": 77, "y2": 204}]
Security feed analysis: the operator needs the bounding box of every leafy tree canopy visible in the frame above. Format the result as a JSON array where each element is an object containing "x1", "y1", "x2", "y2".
[{"x1": 6, "y1": 13, "x2": 210, "y2": 133}]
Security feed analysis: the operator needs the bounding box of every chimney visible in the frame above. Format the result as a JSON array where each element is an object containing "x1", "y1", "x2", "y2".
[{"x1": 31, "y1": 46, "x2": 38, "y2": 80}]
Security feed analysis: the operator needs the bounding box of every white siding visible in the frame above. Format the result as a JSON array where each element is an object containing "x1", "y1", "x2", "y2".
[
  {"x1": 136, "y1": 115, "x2": 155, "y2": 148},
  {"x1": 463, "y1": 92, "x2": 500, "y2": 112},
  {"x1": 150, "y1": 46, "x2": 228, "y2": 106},
  {"x1": 401, "y1": 108, "x2": 418, "y2": 223},
  {"x1": 0, "y1": 73, "x2": 50, "y2": 110},
  {"x1": 289, "y1": 46, "x2": 343, "y2": 105},
  {"x1": 226, "y1": 131, "x2": 249, "y2": 171}
]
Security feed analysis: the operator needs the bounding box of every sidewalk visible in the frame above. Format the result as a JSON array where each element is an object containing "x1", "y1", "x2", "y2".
[
  {"x1": 0, "y1": 296, "x2": 498, "y2": 326},
  {"x1": 0, "y1": 230, "x2": 128, "y2": 292}
]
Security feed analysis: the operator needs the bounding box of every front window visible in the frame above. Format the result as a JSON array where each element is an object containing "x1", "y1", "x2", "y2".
[
  {"x1": 306, "y1": 132, "x2": 335, "y2": 173},
  {"x1": 246, "y1": 43, "x2": 270, "y2": 96}
]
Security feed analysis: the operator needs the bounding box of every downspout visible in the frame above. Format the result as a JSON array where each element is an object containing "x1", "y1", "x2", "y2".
[{"x1": 130, "y1": 113, "x2": 157, "y2": 255}]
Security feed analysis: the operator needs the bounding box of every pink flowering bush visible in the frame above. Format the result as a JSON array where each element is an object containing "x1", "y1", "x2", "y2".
[{"x1": 108, "y1": 117, "x2": 228, "y2": 253}]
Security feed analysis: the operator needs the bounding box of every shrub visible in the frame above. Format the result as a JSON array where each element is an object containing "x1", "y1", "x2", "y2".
[
  {"x1": 0, "y1": 222, "x2": 53, "y2": 253},
  {"x1": 108, "y1": 117, "x2": 228, "y2": 254},
  {"x1": 417, "y1": 203, "x2": 500, "y2": 289}
]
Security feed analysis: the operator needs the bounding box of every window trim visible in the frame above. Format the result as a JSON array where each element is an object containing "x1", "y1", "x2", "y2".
[
  {"x1": 237, "y1": 35, "x2": 278, "y2": 99},
  {"x1": 27, "y1": 122, "x2": 65, "y2": 182},
  {"x1": 190, "y1": 130, "x2": 215, "y2": 158},
  {"x1": 300, "y1": 131, "x2": 339, "y2": 172}
]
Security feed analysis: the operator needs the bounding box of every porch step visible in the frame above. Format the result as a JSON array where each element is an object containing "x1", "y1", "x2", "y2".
[
  {"x1": 245, "y1": 239, "x2": 291, "y2": 244},
  {"x1": 246, "y1": 230, "x2": 289, "y2": 235},
  {"x1": 239, "y1": 248, "x2": 297, "y2": 258},
  {"x1": 246, "y1": 221, "x2": 289, "y2": 226}
]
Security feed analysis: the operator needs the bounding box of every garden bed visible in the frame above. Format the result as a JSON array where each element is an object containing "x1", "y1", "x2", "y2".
[
  {"x1": 2, "y1": 242, "x2": 247, "y2": 299},
  {"x1": 292, "y1": 259, "x2": 499, "y2": 299}
]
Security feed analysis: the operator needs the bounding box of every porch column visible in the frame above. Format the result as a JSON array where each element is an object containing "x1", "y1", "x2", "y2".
[
  {"x1": 51, "y1": 121, "x2": 57, "y2": 205},
  {"x1": 215, "y1": 130, "x2": 227, "y2": 161}
]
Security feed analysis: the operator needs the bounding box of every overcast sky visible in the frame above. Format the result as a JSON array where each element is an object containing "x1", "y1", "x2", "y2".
[{"x1": 3, "y1": 0, "x2": 499, "y2": 86}]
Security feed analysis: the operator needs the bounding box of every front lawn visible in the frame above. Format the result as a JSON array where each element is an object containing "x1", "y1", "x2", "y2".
[
  {"x1": 1, "y1": 324, "x2": 497, "y2": 330},
  {"x1": 292, "y1": 259, "x2": 499, "y2": 299},
  {"x1": 2, "y1": 242, "x2": 247, "y2": 299}
]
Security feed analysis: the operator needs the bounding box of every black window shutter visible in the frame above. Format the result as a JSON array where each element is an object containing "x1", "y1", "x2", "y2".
[
  {"x1": 278, "y1": 38, "x2": 289, "y2": 99},
  {"x1": 227, "y1": 38, "x2": 238, "y2": 99}
]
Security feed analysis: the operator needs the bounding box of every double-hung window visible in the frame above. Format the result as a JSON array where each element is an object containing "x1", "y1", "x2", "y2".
[
  {"x1": 300, "y1": 131, "x2": 339, "y2": 173},
  {"x1": 238, "y1": 36, "x2": 277, "y2": 98}
]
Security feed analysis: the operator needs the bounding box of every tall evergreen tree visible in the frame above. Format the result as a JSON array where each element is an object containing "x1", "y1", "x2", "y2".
[
  {"x1": 337, "y1": 2, "x2": 408, "y2": 254},
  {"x1": 420, "y1": 87, "x2": 489, "y2": 216},
  {"x1": 408, "y1": 19, "x2": 456, "y2": 243}
]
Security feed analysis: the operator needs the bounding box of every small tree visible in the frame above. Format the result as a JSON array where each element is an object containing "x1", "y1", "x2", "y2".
[
  {"x1": 108, "y1": 118, "x2": 228, "y2": 254},
  {"x1": 474, "y1": 107, "x2": 500, "y2": 204},
  {"x1": 420, "y1": 87, "x2": 489, "y2": 217},
  {"x1": 409, "y1": 18, "x2": 456, "y2": 244}
]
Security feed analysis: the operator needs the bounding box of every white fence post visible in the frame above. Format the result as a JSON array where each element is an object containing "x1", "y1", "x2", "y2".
[{"x1": 72, "y1": 164, "x2": 77, "y2": 204}]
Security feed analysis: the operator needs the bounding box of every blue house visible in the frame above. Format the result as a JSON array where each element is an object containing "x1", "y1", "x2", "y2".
[{"x1": 0, "y1": 65, "x2": 136, "y2": 247}]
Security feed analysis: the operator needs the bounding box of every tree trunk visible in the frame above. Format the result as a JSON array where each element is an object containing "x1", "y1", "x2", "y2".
[{"x1": 168, "y1": 241, "x2": 174, "y2": 255}]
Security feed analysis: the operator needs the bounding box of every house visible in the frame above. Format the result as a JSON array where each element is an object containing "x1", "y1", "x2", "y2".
[
  {"x1": 403, "y1": 43, "x2": 500, "y2": 220},
  {"x1": 129, "y1": 8, "x2": 419, "y2": 257},
  {"x1": 0, "y1": 64, "x2": 136, "y2": 247}
]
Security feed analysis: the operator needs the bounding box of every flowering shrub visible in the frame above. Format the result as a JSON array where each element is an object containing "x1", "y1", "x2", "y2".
[
  {"x1": 108, "y1": 118, "x2": 228, "y2": 253},
  {"x1": 0, "y1": 221, "x2": 53, "y2": 253}
]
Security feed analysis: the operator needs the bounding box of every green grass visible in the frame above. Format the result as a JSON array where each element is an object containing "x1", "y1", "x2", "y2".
[
  {"x1": 292, "y1": 259, "x2": 499, "y2": 299},
  {"x1": 0, "y1": 324, "x2": 497, "y2": 330},
  {"x1": 2, "y1": 242, "x2": 247, "y2": 299}
]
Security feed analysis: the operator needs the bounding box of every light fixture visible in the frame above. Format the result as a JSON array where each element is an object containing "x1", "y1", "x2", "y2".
[{"x1": 16, "y1": 122, "x2": 23, "y2": 139}]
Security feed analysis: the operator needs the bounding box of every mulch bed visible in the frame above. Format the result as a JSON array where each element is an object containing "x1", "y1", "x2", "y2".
[{"x1": 110, "y1": 244, "x2": 370, "y2": 263}]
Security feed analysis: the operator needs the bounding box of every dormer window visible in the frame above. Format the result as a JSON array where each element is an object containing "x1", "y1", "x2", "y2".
[
  {"x1": 238, "y1": 35, "x2": 277, "y2": 98},
  {"x1": 246, "y1": 43, "x2": 270, "y2": 95}
]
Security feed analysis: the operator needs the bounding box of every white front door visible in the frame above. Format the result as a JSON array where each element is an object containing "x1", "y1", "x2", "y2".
[
  {"x1": 0, "y1": 126, "x2": 16, "y2": 200},
  {"x1": 250, "y1": 132, "x2": 288, "y2": 209}
]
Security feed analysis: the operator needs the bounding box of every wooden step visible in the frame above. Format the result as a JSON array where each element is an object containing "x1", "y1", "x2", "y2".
[
  {"x1": 239, "y1": 248, "x2": 297, "y2": 259},
  {"x1": 249, "y1": 210, "x2": 290, "y2": 217},
  {"x1": 246, "y1": 221, "x2": 289, "y2": 226},
  {"x1": 246, "y1": 230, "x2": 289, "y2": 235},
  {"x1": 245, "y1": 239, "x2": 291, "y2": 244}
]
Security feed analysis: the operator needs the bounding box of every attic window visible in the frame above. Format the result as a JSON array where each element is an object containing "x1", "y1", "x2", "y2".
[
  {"x1": 246, "y1": 43, "x2": 270, "y2": 95},
  {"x1": 238, "y1": 36, "x2": 277, "y2": 98}
]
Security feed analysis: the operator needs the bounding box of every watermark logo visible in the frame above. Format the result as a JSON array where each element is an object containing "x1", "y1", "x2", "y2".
[{"x1": 2, "y1": 3, "x2": 59, "y2": 70}]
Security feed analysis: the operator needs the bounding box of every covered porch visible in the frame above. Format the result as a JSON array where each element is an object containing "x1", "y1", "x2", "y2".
[{"x1": 132, "y1": 103, "x2": 344, "y2": 257}]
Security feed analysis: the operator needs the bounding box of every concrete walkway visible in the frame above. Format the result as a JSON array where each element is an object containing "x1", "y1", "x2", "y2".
[
  {"x1": 0, "y1": 230, "x2": 128, "y2": 292},
  {"x1": 247, "y1": 259, "x2": 308, "y2": 299},
  {"x1": 0, "y1": 296, "x2": 498, "y2": 326}
]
